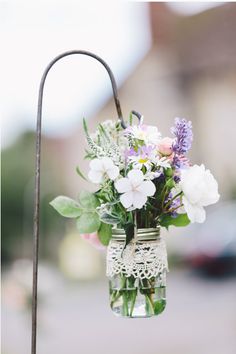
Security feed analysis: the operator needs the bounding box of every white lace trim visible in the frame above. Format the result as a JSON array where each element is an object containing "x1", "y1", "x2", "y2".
[{"x1": 106, "y1": 238, "x2": 168, "y2": 279}]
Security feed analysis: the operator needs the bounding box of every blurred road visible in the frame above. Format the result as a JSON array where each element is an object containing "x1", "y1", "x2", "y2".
[{"x1": 2, "y1": 269, "x2": 236, "y2": 354}]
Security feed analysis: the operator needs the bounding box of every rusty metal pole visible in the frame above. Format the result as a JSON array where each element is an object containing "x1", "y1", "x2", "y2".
[{"x1": 32, "y1": 50, "x2": 126, "y2": 354}]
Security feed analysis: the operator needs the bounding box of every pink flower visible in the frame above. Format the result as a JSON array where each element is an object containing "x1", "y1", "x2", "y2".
[
  {"x1": 80, "y1": 232, "x2": 106, "y2": 251},
  {"x1": 158, "y1": 137, "x2": 173, "y2": 156}
]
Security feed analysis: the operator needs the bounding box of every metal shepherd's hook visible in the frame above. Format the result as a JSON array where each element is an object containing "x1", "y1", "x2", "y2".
[{"x1": 32, "y1": 50, "x2": 126, "y2": 354}]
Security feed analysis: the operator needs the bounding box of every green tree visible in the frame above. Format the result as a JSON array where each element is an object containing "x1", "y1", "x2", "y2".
[{"x1": 1, "y1": 132, "x2": 66, "y2": 263}]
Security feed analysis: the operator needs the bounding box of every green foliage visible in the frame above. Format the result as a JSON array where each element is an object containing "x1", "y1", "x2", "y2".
[
  {"x1": 129, "y1": 111, "x2": 133, "y2": 126},
  {"x1": 145, "y1": 295, "x2": 155, "y2": 316},
  {"x1": 154, "y1": 299, "x2": 166, "y2": 315},
  {"x1": 76, "y1": 166, "x2": 88, "y2": 181},
  {"x1": 84, "y1": 149, "x2": 96, "y2": 160},
  {"x1": 50, "y1": 196, "x2": 82, "y2": 218},
  {"x1": 98, "y1": 123, "x2": 110, "y2": 142},
  {"x1": 83, "y1": 118, "x2": 104, "y2": 157},
  {"x1": 129, "y1": 288, "x2": 138, "y2": 316},
  {"x1": 124, "y1": 222, "x2": 134, "y2": 248},
  {"x1": 2, "y1": 132, "x2": 65, "y2": 262},
  {"x1": 79, "y1": 190, "x2": 99, "y2": 209},
  {"x1": 165, "y1": 177, "x2": 175, "y2": 189},
  {"x1": 98, "y1": 222, "x2": 112, "y2": 245},
  {"x1": 159, "y1": 213, "x2": 190, "y2": 229},
  {"x1": 83, "y1": 117, "x2": 89, "y2": 136},
  {"x1": 76, "y1": 212, "x2": 101, "y2": 233},
  {"x1": 50, "y1": 190, "x2": 102, "y2": 234},
  {"x1": 164, "y1": 168, "x2": 173, "y2": 177},
  {"x1": 100, "y1": 213, "x2": 121, "y2": 225}
]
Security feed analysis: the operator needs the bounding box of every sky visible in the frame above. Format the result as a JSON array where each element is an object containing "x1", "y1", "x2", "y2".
[{"x1": 1, "y1": 1, "x2": 151, "y2": 148}]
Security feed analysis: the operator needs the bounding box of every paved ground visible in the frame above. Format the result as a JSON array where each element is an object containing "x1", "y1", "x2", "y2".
[{"x1": 2, "y1": 268, "x2": 236, "y2": 354}]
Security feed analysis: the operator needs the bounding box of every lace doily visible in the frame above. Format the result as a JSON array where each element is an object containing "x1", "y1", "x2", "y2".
[{"x1": 106, "y1": 238, "x2": 168, "y2": 279}]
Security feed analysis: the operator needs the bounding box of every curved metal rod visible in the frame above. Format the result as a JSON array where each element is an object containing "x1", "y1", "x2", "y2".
[
  {"x1": 131, "y1": 110, "x2": 142, "y2": 123},
  {"x1": 31, "y1": 50, "x2": 125, "y2": 354}
]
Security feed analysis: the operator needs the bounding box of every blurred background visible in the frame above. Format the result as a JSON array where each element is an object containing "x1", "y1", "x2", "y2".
[{"x1": 1, "y1": 1, "x2": 236, "y2": 354}]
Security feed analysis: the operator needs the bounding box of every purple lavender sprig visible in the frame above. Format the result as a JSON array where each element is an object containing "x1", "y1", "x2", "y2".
[
  {"x1": 171, "y1": 117, "x2": 193, "y2": 155},
  {"x1": 164, "y1": 192, "x2": 181, "y2": 218},
  {"x1": 172, "y1": 154, "x2": 190, "y2": 169}
]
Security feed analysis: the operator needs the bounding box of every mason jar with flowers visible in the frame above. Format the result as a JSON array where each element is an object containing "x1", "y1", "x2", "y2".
[{"x1": 50, "y1": 115, "x2": 219, "y2": 318}]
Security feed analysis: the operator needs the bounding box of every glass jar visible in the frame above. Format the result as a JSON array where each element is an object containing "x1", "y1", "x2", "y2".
[{"x1": 106, "y1": 228, "x2": 168, "y2": 318}]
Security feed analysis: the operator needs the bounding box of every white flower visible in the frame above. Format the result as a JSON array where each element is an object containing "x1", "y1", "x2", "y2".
[
  {"x1": 126, "y1": 124, "x2": 161, "y2": 145},
  {"x1": 129, "y1": 155, "x2": 152, "y2": 170},
  {"x1": 88, "y1": 157, "x2": 119, "y2": 184},
  {"x1": 180, "y1": 164, "x2": 220, "y2": 223},
  {"x1": 156, "y1": 157, "x2": 171, "y2": 169},
  {"x1": 128, "y1": 147, "x2": 156, "y2": 170},
  {"x1": 144, "y1": 170, "x2": 162, "y2": 180},
  {"x1": 115, "y1": 169, "x2": 156, "y2": 209}
]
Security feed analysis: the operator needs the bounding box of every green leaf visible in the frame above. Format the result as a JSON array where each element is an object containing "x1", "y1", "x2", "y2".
[
  {"x1": 122, "y1": 291, "x2": 129, "y2": 316},
  {"x1": 165, "y1": 178, "x2": 175, "y2": 189},
  {"x1": 129, "y1": 111, "x2": 133, "y2": 126},
  {"x1": 76, "y1": 166, "x2": 88, "y2": 181},
  {"x1": 164, "y1": 168, "x2": 173, "y2": 177},
  {"x1": 124, "y1": 222, "x2": 134, "y2": 248},
  {"x1": 83, "y1": 117, "x2": 89, "y2": 136},
  {"x1": 145, "y1": 295, "x2": 155, "y2": 316},
  {"x1": 50, "y1": 196, "x2": 82, "y2": 218},
  {"x1": 129, "y1": 288, "x2": 138, "y2": 316},
  {"x1": 100, "y1": 213, "x2": 120, "y2": 225},
  {"x1": 98, "y1": 222, "x2": 112, "y2": 246},
  {"x1": 79, "y1": 191, "x2": 100, "y2": 209},
  {"x1": 84, "y1": 149, "x2": 95, "y2": 160},
  {"x1": 76, "y1": 212, "x2": 101, "y2": 233},
  {"x1": 154, "y1": 299, "x2": 166, "y2": 315},
  {"x1": 159, "y1": 213, "x2": 190, "y2": 228},
  {"x1": 98, "y1": 124, "x2": 110, "y2": 142}
]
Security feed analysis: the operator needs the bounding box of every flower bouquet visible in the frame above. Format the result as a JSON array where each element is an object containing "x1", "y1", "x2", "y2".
[{"x1": 50, "y1": 113, "x2": 219, "y2": 318}]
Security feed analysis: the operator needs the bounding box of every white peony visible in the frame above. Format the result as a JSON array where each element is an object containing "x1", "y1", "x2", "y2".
[
  {"x1": 88, "y1": 157, "x2": 119, "y2": 184},
  {"x1": 180, "y1": 164, "x2": 220, "y2": 223},
  {"x1": 115, "y1": 169, "x2": 156, "y2": 209}
]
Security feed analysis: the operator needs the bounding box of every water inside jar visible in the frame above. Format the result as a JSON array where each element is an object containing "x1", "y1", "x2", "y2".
[{"x1": 109, "y1": 274, "x2": 166, "y2": 318}]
